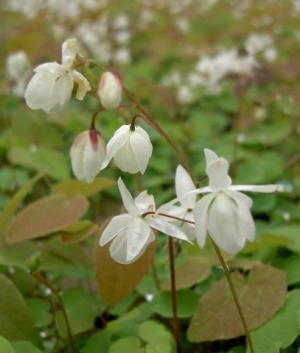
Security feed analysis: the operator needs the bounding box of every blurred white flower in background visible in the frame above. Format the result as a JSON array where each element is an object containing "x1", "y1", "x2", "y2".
[{"x1": 6, "y1": 51, "x2": 32, "y2": 97}]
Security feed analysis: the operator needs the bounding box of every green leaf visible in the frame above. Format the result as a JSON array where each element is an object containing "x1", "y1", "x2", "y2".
[
  {"x1": 109, "y1": 337, "x2": 144, "y2": 353},
  {"x1": 235, "y1": 152, "x2": 283, "y2": 184},
  {"x1": 55, "y1": 286, "x2": 98, "y2": 338},
  {"x1": 26, "y1": 298, "x2": 53, "y2": 328},
  {"x1": 247, "y1": 290, "x2": 300, "y2": 353},
  {"x1": 0, "y1": 336, "x2": 13, "y2": 353},
  {"x1": 8, "y1": 146, "x2": 70, "y2": 181},
  {"x1": 152, "y1": 289, "x2": 199, "y2": 319},
  {"x1": 11, "y1": 341, "x2": 42, "y2": 353},
  {"x1": 187, "y1": 264, "x2": 287, "y2": 342},
  {"x1": 0, "y1": 273, "x2": 38, "y2": 343},
  {"x1": 138, "y1": 320, "x2": 174, "y2": 353},
  {"x1": 5, "y1": 194, "x2": 89, "y2": 243},
  {"x1": 0, "y1": 173, "x2": 42, "y2": 235},
  {"x1": 82, "y1": 330, "x2": 111, "y2": 353},
  {"x1": 52, "y1": 177, "x2": 116, "y2": 198}
]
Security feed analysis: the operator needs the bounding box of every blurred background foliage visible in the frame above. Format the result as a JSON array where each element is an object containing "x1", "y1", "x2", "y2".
[{"x1": 1, "y1": 0, "x2": 300, "y2": 352}]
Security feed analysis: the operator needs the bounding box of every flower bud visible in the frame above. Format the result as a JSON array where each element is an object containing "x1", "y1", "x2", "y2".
[
  {"x1": 97, "y1": 71, "x2": 122, "y2": 109},
  {"x1": 70, "y1": 130, "x2": 106, "y2": 183},
  {"x1": 103, "y1": 124, "x2": 153, "y2": 174}
]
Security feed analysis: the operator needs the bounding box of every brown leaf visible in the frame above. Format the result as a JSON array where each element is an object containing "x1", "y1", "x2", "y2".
[
  {"x1": 5, "y1": 194, "x2": 89, "y2": 244},
  {"x1": 161, "y1": 256, "x2": 212, "y2": 290},
  {"x1": 95, "y1": 220, "x2": 156, "y2": 304},
  {"x1": 187, "y1": 264, "x2": 287, "y2": 342}
]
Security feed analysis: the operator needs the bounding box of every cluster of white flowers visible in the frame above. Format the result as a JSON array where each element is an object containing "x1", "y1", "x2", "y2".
[
  {"x1": 22, "y1": 38, "x2": 277, "y2": 266},
  {"x1": 99, "y1": 149, "x2": 277, "y2": 264}
]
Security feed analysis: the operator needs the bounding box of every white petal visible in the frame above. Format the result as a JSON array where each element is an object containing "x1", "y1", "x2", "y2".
[
  {"x1": 194, "y1": 193, "x2": 216, "y2": 248},
  {"x1": 130, "y1": 129, "x2": 153, "y2": 174},
  {"x1": 104, "y1": 126, "x2": 130, "y2": 166},
  {"x1": 207, "y1": 191, "x2": 255, "y2": 254},
  {"x1": 109, "y1": 229, "x2": 129, "y2": 264},
  {"x1": 24, "y1": 62, "x2": 73, "y2": 114},
  {"x1": 148, "y1": 217, "x2": 190, "y2": 242},
  {"x1": 135, "y1": 191, "x2": 155, "y2": 214},
  {"x1": 113, "y1": 140, "x2": 138, "y2": 173},
  {"x1": 204, "y1": 148, "x2": 219, "y2": 164},
  {"x1": 175, "y1": 165, "x2": 196, "y2": 208},
  {"x1": 229, "y1": 184, "x2": 278, "y2": 193},
  {"x1": 206, "y1": 156, "x2": 232, "y2": 190},
  {"x1": 126, "y1": 217, "x2": 152, "y2": 262},
  {"x1": 99, "y1": 214, "x2": 131, "y2": 246},
  {"x1": 118, "y1": 178, "x2": 140, "y2": 216},
  {"x1": 72, "y1": 70, "x2": 91, "y2": 100}
]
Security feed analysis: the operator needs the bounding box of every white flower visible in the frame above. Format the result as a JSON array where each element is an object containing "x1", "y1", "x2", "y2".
[
  {"x1": 97, "y1": 71, "x2": 122, "y2": 109},
  {"x1": 103, "y1": 124, "x2": 153, "y2": 174},
  {"x1": 70, "y1": 130, "x2": 106, "y2": 183},
  {"x1": 193, "y1": 149, "x2": 277, "y2": 254},
  {"x1": 24, "y1": 38, "x2": 91, "y2": 114},
  {"x1": 158, "y1": 165, "x2": 196, "y2": 240},
  {"x1": 99, "y1": 178, "x2": 190, "y2": 264},
  {"x1": 6, "y1": 50, "x2": 32, "y2": 97}
]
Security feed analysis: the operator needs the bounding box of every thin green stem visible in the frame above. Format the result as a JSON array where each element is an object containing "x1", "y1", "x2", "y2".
[
  {"x1": 151, "y1": 260, "x2": 161, "y2": 291},
  {"x1": 168, "y1": 237, "x2": 182, "y2": 353},
  {"x1": 32, "y1": 272, "x2": 77, "y2": 353},
  {"x1": 212, "y1": 241, "x2": 255, "y2": 353}
]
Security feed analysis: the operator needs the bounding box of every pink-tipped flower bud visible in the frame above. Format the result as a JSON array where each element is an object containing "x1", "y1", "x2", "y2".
[
  {"x1": 70, "y1": 130, "x2": 106, "y2": 183},
  {"x1": 97, "y1": 71, "x2": 122, "y2": 109}
]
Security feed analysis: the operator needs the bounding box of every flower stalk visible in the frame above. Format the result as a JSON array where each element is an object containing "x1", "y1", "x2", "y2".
[{"x1": 212, "y1": 241, "x2": 255, "y2": 353}]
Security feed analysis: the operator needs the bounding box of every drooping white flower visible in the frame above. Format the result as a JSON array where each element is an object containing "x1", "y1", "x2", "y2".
[
  {"x1": 6, "y1": 50, "x2": 32, "y2": 97},
  {"x1": 193, "y1": 149, "x2": 277, "y2": 254},
  {"x1": 97, "y1": 71, "x2": 122, "y2": 109},
  {"x1": 24, "y1": 38, "x2": 91, "y2": 114},
  {"x1": 70, "y1": 129, "x2": 106, "y2": 183},
  {"x1": 157, "y1": 165, "x2": 196, "y2": 240},
  {"x1": 103, "y1": 124, "x2": 153, "y2": 174},
  {"x1": 99, "y1": 178, "x2": 190, "y2": 264}
]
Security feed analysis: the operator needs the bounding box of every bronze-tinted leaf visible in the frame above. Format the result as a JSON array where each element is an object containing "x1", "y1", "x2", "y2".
[
  {"x1": 161, "y1": 256, "x2": 212, "y2": 290},
  {"x1": 95, "y1": 220, "x2": 156, "y2": 304},
  {"x1": 187, "y1": 264, "x2": 287, "y2": 342},
  {"x1": 5, "y1": 194, "x2": 89, "y2": 244}
]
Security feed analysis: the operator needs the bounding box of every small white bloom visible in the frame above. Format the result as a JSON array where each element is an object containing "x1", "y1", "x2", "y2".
[
  {"x1": 103, "y1": 124, "x2": 153, "y2": 174},
  {"x1": 99, "y1": 178, "x2": 190, "y2": 264},
  {"x1": 193, "y1": 149, "x2": 277, "y2": 254},
  {"x1": 6, "y1": 50, "x2": 32, "y2": 97},
  {"x1": 70, "y1": 130, "x2": 106, "y2": 184},
  {"x1": 158, "y1": 165, "x2": 196, "y2": 240},
  {"x1": 97, "y1": 71, "x2": 122, "y2": 109},
  {"x1": 24, "y1": 38, "x2": 91, "y2": 114}
]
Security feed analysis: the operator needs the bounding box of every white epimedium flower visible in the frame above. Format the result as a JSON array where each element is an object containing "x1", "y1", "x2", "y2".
[
  {"x1": 103, "y1": 124, "x2": 153, "y2": 174},
  {"x1": 99, "y1": 178, "x2": 190, "y2": 264},
  {"x1": 193, "y1": 149, "x2": 277, "y2": 254},
  {"x1": 97, "y1": 71, "x2": 122, "y2": 109},
  {"x1": 158, "y1": 165, "x2": 196, "y2": 240},
  {"x1": 24, "y1": 38, "x2": 91, "y2": 114},
  {"x1": 70, "y1": 130, "x2": 106, "y2": 184}
]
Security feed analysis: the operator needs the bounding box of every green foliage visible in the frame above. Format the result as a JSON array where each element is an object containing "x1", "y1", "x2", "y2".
[{"x1": 2, "y1": 1, "x2": 300, "y2": 352}]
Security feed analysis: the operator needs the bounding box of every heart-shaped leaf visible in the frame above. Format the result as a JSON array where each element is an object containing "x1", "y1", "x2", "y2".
[
  {"x1": 5, "y1": 194, "x2": 89, "y2": 244},
  {"x1": 187, "y1": 264, "x2": 286, "y2": 342}
]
